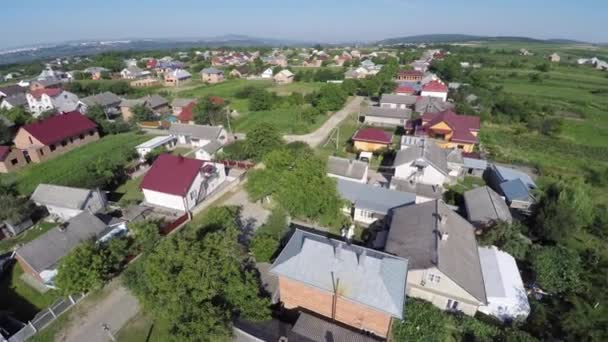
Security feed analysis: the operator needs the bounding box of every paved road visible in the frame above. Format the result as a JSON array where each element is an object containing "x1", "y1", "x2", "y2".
[
  {"x1": 283, "y1": 96, "x2": 364, "y2": 147},
  {"x1": 58, "y1": 284, "x2": 139, "y2": 342}
]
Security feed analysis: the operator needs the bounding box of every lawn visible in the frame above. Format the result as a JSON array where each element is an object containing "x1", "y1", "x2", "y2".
[
  {"x1": 0, "y1": 262, "x2": 61, "y2": 322},
  {"x1": 0, "y1": 132, "x2": 150, "y2": 195},
  {"x1": 0, "y1": 221, "x2": 56, "y2": 254},
  {"x1": 269, "y1": 81, "x2": 324, "y2": 95},
  {"x1": 116, "y1": 312, "x2": 171, "y2": 342},
  {"x1": 232, "y1": 107, "x2": 329, "y2": 134},
  {"x1": 114, "y1": 176, "x2": 144, "y2": 206}
]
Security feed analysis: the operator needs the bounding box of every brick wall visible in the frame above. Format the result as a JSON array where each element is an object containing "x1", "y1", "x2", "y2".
[
  {"x1": 16, "y1": 254, "x2": 43, "y2": 283},
  {"x1": 278, "y1": 277, "x2": 392, "y2": 337},
  {"x1": 14, "y1": 129, "x2": 100, "y2": 163},
  {"x1": 0, "y1": 148, "x2": 28, "y2": 173}
]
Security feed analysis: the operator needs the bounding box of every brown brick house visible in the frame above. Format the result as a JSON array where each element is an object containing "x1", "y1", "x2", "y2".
[
  {"x1": 13, "y1": 112, "x2": 99, "y2": 163},
  {"x1": 270, "y1": 229, "x2": 408, "y2": 338},
  {"x1": 0, "y1": 146, "x2": 28, "y2": 173}
]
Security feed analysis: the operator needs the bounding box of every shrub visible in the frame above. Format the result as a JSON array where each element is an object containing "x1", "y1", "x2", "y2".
[{"x1": 250, "y1": 234, "x2": 279, "y2": 262}]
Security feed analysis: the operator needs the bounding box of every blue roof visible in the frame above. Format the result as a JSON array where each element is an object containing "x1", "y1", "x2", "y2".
[
  {"x1": 494, "y1": 165, "x2": 536, "y2": 188},
  {"x1": 500, "y1": 179, "x2": 533, "y2": 202},
  {"x1": 336, "y1": 179, "x2": 415, "y2": 214},
  {"x1": 463, "y1": 157, "x2": 488, "y2": 170},
  {"x1": 397, "y1": 81, "x2": 422, "y2": 91}
]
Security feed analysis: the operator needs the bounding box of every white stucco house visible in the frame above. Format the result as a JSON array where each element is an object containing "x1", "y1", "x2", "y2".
[
  {"x1": 478, "y1": 246, "x2": 530, "y2": 322},
  {"x1": 30, "y1": 184, "x2": 107, "y2": 221},
  {"x1": 261, "y1": 68, "x2": 274, "y2": 79},
  {"x1": 393, "y1": 142, "x2": 452, "y2": 187},
  {"x1": 135, "y1": 135, "x2": 177, "y2": 160},
  {"x1": 168, "y1": 123, "x2": 228, "y2": 148},
  {"x1": 420, "y1": 80, "x2": 448, "y2": 102},
  {"x1": 26, "y1": 88, "x2": 80, "y2": 117},
  {"x1": 140, "y1": 154, "x2": 226, "y2": 212}
]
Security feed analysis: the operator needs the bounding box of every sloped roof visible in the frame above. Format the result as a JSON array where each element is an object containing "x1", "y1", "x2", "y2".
[
  {"x1": 0, "y1": 84, "x2": 26, "y2": 97},
  {"x1": 380, "y1": 94, "x2": 417, "y2": 106},
  {"x1": 271, "y1": 229, "x2": 408, "y2": 318},
  {"x1": 337, "y1": 178, "x2": 415, "y2": 214},
  {"x1": 464, "y1": 186, "x2": 512, "y2": 225},
  {"x1": 80, "y1": 92, "x2": 121, "y2": 108},
  {"x1": 393, "y1": 143, "x2": 449, "y2": 176},
  {"x1": 21, "y1": 112, "x2": 97, "y2": 146},
  {"x1": 352, "y1": 128, "x2": 392, "y2": 144},
  {"x1": 415, "y1": 96, "x2": 454, "y2": 113},
  {"x1": 0, "y1": 146, "x2": 11, "y2": 161},
  {"x1": 16, "y1": 212, "x2": 108, "y2": 273},
  {"x1": 140, "y1": 154, "x2": 203, "y2": 196},
  {"x1": 168, "y1": 69, "x2": 191, "y2": 79},
  {"x1": 493, "y1": 165, "x2": 536, "y2": 189},
  {"x1": 422, "y1": 80, "x2": 448, "y2": 92},
  {"x1": 500, "y1": 179, "x2": 534, "y2": 203},
  {"x1": 386, "y1": 200, "x2": 487, "y2": 303},
  {"x1": 30, "y1": 88, "x2": 62, "y2": 100},
  {"x1": 327, "y1": 156, "x2": 368, "y2": 181},
  {"x1": 201, "y1": 140, "x2": 223, "y2": 155},
  {"x1": 364, "y1": 106, "x2": 411, "y2": 120},
  {"x1": 390, "y1": 178, "x2": 443, "y2": 200},
  {"x1": 169, "y1": 123, "x2": 223, "y2": 141},
  {"x1": 292, "y1": 312, "x2": 381, "y2": 342},
  {"x1": 397, "y1": 70, "x2": 424, "y2": 77},
  {"x1": 423, "y1": 110, "x2": 480, "y2": 144},
  {"x1": 143, "y1": 94, "x2": 168, "y2": 109},
  {"x1": 2, "y1": 93, "x2": 27, "y2": 107},
  {"x1": 201, "y1": 68, "x2": 224, "y2": 75},
  {"x1": 178, "y1": 102, "x2": 196, "y2": 122},
  {"x1": 31, "y1": 184, "x2": 95, "y2": 210},
  {"x1": 170, "y1": 98, "x2": 196, "y2": 108}
]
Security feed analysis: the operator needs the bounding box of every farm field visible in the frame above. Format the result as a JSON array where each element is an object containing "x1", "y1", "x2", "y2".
[{"x1": 0, "y1": 132, "x2": 150, "y2": 195}]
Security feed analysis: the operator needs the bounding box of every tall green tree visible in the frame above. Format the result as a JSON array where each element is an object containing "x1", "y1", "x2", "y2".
[
  {"x1": 0, "y1": 120, "x2": 11, "y2": 144},
  {"x1": 55, "y1": 241, "x2": 109, "y2": 295},
  {"x1": 478, "y1": 221, "x2": 531, "y2": 260},
  {"x1": 531, "y1": 246, "x2": 582, "y2": 294},
  {"x1": 131, "y1": 104, "x2": 154, "y2": 122},
  {"x1": 193, "y1": 96, "x2": 226, "y2": 126},
  {"x1": 244, "y1": 123, "x2": 283, "y2": 161}
]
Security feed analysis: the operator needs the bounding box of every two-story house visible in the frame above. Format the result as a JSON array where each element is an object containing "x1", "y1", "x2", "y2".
[
  {"x1": 392, "y1": 139, "x2": 462, "y2": 187},
  {"x1": 406, "y1": 109, "x2": 480, "y2": 153},
  {"x1": 26, "y1": 88, "x2": 80, "y2": 117},
  {"x1": 200, "y1": 68, "x2": 225, "y2": 84}
]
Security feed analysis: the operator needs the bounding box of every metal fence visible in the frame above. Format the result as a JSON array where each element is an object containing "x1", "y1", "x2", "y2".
[{"x1": 8, "y1": 293, "x2": 85, "y2": 342}]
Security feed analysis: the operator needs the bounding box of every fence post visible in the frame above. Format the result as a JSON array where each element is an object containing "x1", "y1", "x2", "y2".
[
  {"x1": 48, "y1": 307, "x2": 57, "y2": 318},
  {"x1": 68, "y1": 295, "x2": 75, "y2": 304},
  {"x1": 29, "y1": 321, "x2": 37, "y2": 333}
]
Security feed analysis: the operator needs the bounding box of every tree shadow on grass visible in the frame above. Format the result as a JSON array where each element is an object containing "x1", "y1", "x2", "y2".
[{"x1": 0, "y1": 261, "x2": 40, "y2": 322}]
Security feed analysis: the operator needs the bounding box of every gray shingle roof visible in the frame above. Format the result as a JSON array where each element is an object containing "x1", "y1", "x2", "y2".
[
  {"x1": 120, "y1": 99, "x2": 144, "y2": 108},
  {"x1": 2, "y1": 93, "x2": 27, "y2": 107},
  {"x1": 327, "y1": 156, "x2": 368, "y2": 181},
  {"x1": 463, "y1": 157, "x2": 487, "y2": 170},
  {"x1": 364, "y1": 106, "x2": 412, "y2": 119},
  {"x1": 201, "y1": 140, "x2": 223, "y2": 154},
  {"x1": 337, "y1": 179, "x2": 415, "y2": 214},
  {"x1": 143, "y1": 94, "x2": 168, "y2": 109},
  {"x1": 271, "y1": 229, "x2": 408, "y2": 318},
  {"x1": 31, "y1": 184, "x2": 94, "y2": 210},
  {"x1": 292, "y1": 312, "x2": 381, "y2": 342},
  {"x1": 0, "y1": 84, "x2": 26, "y2": 97},
  {"x1": 80, "y1": 92, "x2": 121, "y2": 108},
  {"x1": 170, "y1": 98, "x2": 196, "y2": 108},
  {"x1": 386, "y1": 200, "x2": 487, "y2": 303},
  {"x1": 390, "y1": 178, "x2": 443, "y2": 200},
  {"x1": 493, "y1": 165, "x2": 536, "y2": 189},
  {"x1": 169, "y1": 123, "x2": 223, "y2": 141},
  {"x1": 500, "y1": 179, "x2": 534, "y2": 203},
  {"x1": 201, "y1": 68, "x2": 224, "y2": 75},
  {"x1": 379, "y1": 94, "x2": 417, "y2": 106},
  {"x1": 16, "y1": 212, "x2": 108, "y2": 273},
  {"x1": 463, "y1": 186, "x2": 512, "y2": 226},
  {"x1": 394, "y1": 143, "x2": 449, "y2": 175},
  {"x1": 415, "y1": 96, "x2": 454, "y2": 113}
]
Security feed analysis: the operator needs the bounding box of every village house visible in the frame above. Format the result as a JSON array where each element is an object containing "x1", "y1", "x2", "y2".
[
  {"x1": 26, "y1": 88, "x2": 80, "y2": 116},
  {"x1": 140, "y1": 154, "x2": 226, "y2": 211},
  {"x1": 78, "y1": 91, "x2": 122, "y2": 117},
  {"x1": 394, "y1": 85, "x2": 417, "y2": 96},
  {"x1": 360, "y1": 106, "x2": 412, "y2": 127},
  {"x1": 0, "y1": 146, "x2": 28, "y2": 173},
  {"x1": 379, "y1": 94, "x2": 417, "y2": 110},
  {"x1": 171, "y1": 98, "x2": 196, "y2": 116},
  {"x1": 82, "y1": 67, "x2": 109, "y2": 80},
  {"x1": 396, "y1": 70, "x2": 424, "y2": 82},
  {"x1": 200, "y1": 68, "x2": 225, "y2": 84},
  {"x1": 29, "y1": 78, "x2": 62, "y2": 92},
  {"x1": 385, "y1": 200, "x2": 487, "y2": 316},
  {"x1": 420, "y1": 80, "x2": 449, "y2": 102},
  {"x1": 548, "y1": 53, "x2": 560, "y2": 63},
  {"x1": 260, "y1": 68, "x2": 274, "y2": 79},
  {"x1": 326, "y1": 156, "x2": 368, "y2": 183},
  {"x1": 463, "y1": 186, "x2": 512, "y2": 229},
  {"x1": 273, "y1": 69, "x2": 294, "y2": 84},
  {"x1": 0, "y1": 93, "x2": 28, "y2": 110},
  {"x1": 177, "y1": 102, "x2": 196, "y2": 124},
  {"x1": 169, "y1": 123, "x2": 228, "y2": 148},
  {"x1": 406, "y1": 109, "x2": 480, "y2": 153},
  {"x1": 337, "y1": 178, "x2": 415, "y2": 225},
  {"x1": 15, "y1": 211, "x2": 125, "y2": 288},
  {"x1": 486, "y1": 164, "x2": 537, "y2": 211},
  {"x1": 351, "y1": 128, "x2": 393, "y2": 152},
  {"x1": 120, "y1": 66, "x2": 150, "y2": 79},
  {"x1": 13, "y1": 112, "x2": 99, "y2": 163},
  {"x1": 194, "y1": 139, "x2": 224, "y2": 161},
  {"x1": 135, "y1": 135, "x2": 177, "y2": 160},
  {"x1": 119, "y1": 99, "x2": 144, "y2": 121},
  {"x1": 130, "y1": 77, "x2": 160, "y2": 88},
  {"x1": 229, "y1": 66, "x2": 250, "y2": 78},
  {"x1": 164, "y1": 69, "x2": 192, "y2": 87},
  {"x1": 270, "y1": 229, "x2": 408, "y2": 338},
  {"x1": 415, "y1": 96, "x2": 454, "y2": 114},
  {"x1": 477, "y1": 246, "x2": 530, "y2": 322},
  {"x1": 0, "y1": 84, "x2": 26, "y2": 100},
  {"x1": 30, "y1": 184, "x2": 107, "y2": 221}
]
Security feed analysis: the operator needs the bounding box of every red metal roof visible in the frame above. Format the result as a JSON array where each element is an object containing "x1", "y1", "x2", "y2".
[
  {"x1": 423, "y1": 110, "x2": 480, "y2": 144},
  {"x1": 422, "y1": 80, "x2": 448, "y2": 93},
  {"x1": 140, "y1": 154, "x2": 204, "y2": 197},
  {"x1": 29, "y1": 88, "x2": 62, "y2": 100},
  {"x1": 178, "y1": 102, "x2": 196, "y2": 123},
  {"x1": 395, "y1": 86, "x2": 416, "y2": 94},
  {"x1": 352, "y1": 128, "x2": 392, "y2": 145},
  {"x1": 21, "y1": 111, "x2": 97, "y2": 146},
  {"x1": 146, "y1": 59, "x2": 157, "y2": 68},
  {"x1": 0, "y1": 146, "x2": 11, "y2": 161},
  {"x1": 398, "y1": 70, "x2": 424, "y2": 77}
]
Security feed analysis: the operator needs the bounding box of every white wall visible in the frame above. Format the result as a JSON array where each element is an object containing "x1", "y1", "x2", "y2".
[
  {"x1": 27, "y1": 94, "x2": 54, "y2": 116},
  {"x1": 420, "y1": 91, "x2": 447, "y2": 102},
  {"x1": 364, "y1": 116, "x2": 406, "y2": 127},
  {"x1": 142, "y1": 189, "x2": 187, "y2": 211},
  {"x1": 380, "y1": 103, "x2": 408, "y2": 110},
  {"x1": 353, "y1": 207, "x2": 379, "y2": 224},
  {"x1": 327, "y1": 172, "x2": 367, "y2": 184},
  {"x1": 44, "y1": 205, "x2": 82, "y2": 221},
  {"x1": 478, "y1": 296, "x2": 530, "y2": 322},
  {"x1": 394, "y1": 163, "x2": 447, "y2": 186}
]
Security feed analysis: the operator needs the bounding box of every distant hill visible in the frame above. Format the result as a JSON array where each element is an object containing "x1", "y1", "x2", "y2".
[{"x1": 378, "y1": 34, "x2": 587, "y2": 45}]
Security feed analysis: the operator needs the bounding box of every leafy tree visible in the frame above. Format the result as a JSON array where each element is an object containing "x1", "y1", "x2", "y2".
[
  {"x1": 193, "y1": 96, "x2": 226, "y2": 126},
  {"x1": 0, "y1": 184, "x2": 33, "y2": 223},
  {"x1": 131, "y1": 104, "x2": 154, "y2": 122},
  {"x1": 55, "y1": 241, "x2": 109, "y2": 294},
  {"x1": 37, "y1": 110, "x2": 57, "y2": 120},
  {"x1": 243, "y1": 123, "x2": 283, "y2": 161},
  {"x1": 532, "y1": 179, "x2": 593, "y2": 242},
  {"x1": 145, "y1": 147, "x2": 166, "y2": 165},
  {"x1": 392, "y1": 299, "x2": 453, "y2": 342},
  {"x1": 478, "y1": 221, "x2": 531, "y2": 260},
  {"x1": 0, "y1": 120, "x2": 10, "y2": 144},
  {"x1": 535, "y1": 63, "x2": 550, "y2": 72},
  {"x1": 531, "y1": 246, "x2": 582, "y2": 294},
  {"x1": 125, "y1": 207, "x2": 271, "y2": 341},
  {"x1": 250, "y1": 234, "x2": 279, "y2": 262},
  {"x1": 248, "y1": 88, "x2": 276, "y2": 111},
  {"x1": 1, "y1": 107, "x2": 30, "y2": 126},
  {"x1": 130, "y1": 220, "x2": 161, "y2": 252},
  {"x1": 104, "y1": 237, "x2": 131, "y2": 272},
  {"x1": 86, "y1": 104, "x2": 109, "y2": 123}
]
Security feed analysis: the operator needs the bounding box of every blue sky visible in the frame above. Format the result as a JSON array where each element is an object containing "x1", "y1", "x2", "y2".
[{"x1": 1, "y1": 0, "x2": 606, "y2": 49}]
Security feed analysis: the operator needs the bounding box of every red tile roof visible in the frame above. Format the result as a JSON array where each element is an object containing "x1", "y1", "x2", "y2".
[
  {"x1": 0, "y1": 146, "x2": 11, "y2": 161},
  {"x1": 178, "y1": 102, "x2": 196, "y2": 123},
  {"x1": 423, "y1": 110, "x2": 480, "y2": 144},
  {"x1": 30, "y1": 88, "x2": 62, "y2": 100},
  {"x1": 209, "y1": 96, "x2": 225, "y2": 105},
  {"x1": 352, "y1": 128, "x2": 392, "y2": 145},
  {"x1": 140, "y1": 154, "x2": 204, "y2": 197},
  {"x1": 398, "y1": 70, "x2": 424, "y2": 77},
  {"x1": 395, "y1": 86, "x2": 416, "y2": 94},
  {"x1": 422, "y1": 80, "x2": 448, "y2": 93},
  {"x1": 21, "y1": 111, "x2": 97, "y2": 146},
  {"x1": 146, "y1": 59, "x2": 157, "y2": 68}
]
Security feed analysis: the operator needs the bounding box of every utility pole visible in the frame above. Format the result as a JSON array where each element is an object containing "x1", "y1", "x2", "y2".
[{"x1": 101, "y1": 323, "x2": 116, "y2": 342}]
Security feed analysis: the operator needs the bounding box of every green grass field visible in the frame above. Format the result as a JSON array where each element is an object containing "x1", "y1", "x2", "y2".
[
  {"x1": 0, "y1": 132, "x2": 150, "y2": 195},
  {"x1": 116, "y1": 312, "x2": 171, "y2": 342},
  {"x1": 114, "y1": 176, "x2": 144, "y2": 205}
]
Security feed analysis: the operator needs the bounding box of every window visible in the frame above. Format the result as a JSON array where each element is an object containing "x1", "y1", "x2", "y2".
[
  {"x1": 39, "y1": 149, "x2": 44, "y2": 156},
  {"x1": 190, "y1": 190, "x2": 197, "y2": 200},
  {"x1": 89, "y1": 131, "x2": 95, "y2": 136},
  {"x1": 457, "y1": 145, "x2": 465, "y2": 149},
  {"x1": 359, "y1": 209, "x2": 373, "y2": 219},
  {"x1": 447, "y1": 299, "x2": 459, "y2": 310},
  {"x1": 428, "y1": 274, "x2": 441, "y2": 284},
  {"x1": 69, "y1": 137, "x2": 73, "y2": 143},
  {"x1": 28, "y1": 136, "x2": 34, "y2": 144},
  {"x1": 50, "y1": 144, "x2": 56, "y2": 151},
  {"x1": 61, "y1": 140, "x2": 67, "y2": 147},
  {"x1": 10, "y1": 158, "x2": 18, "y2": 165},
  {"x1": 79, "y1": 134, "x2": 84, "y2": 140}
]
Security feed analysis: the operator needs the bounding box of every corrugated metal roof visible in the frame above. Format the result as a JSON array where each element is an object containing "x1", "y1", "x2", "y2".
[{"x1": 337, "y1": 179, "x2": 415, "y2": 214}]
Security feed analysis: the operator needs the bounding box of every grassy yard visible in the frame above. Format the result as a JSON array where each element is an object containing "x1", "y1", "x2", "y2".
[
  {"x1": 114, "y1": 176, "x2": 144, "y2": 206},
  {"x1": 0, "y1": 221, "x2": 55, "y2": 254},
  {"x1": 0, "y1": 262, "x2": 61, "y2": 322},
  {"x1": 116, "y1": 312, "x2": 171, "y2": 342},
  {"x1": 269, "y1": 81, "x2": 324, "y2": 95},
  {"x1": 0, "y1": 132, "x2": 150, "y2": 195},
  {"x1": 170, "y1": 146, "x2": 193, "y2": 156}
]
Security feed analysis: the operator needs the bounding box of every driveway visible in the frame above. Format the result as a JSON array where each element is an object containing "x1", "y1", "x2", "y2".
[
  {"x1": 57, "y1": 283, "x2": 139, "y2": 342},
  {"x1": 222, "y1": 187, "x2": 270, "y2": 239},
  {"x1": 284, "y1": 96, "x2": 364, "y2": 147}
]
